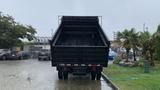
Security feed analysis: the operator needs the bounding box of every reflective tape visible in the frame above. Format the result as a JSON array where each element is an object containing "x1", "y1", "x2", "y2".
[
  {"x1": 66, "y1": 64, "x2": 71, "y2": 66},
  {"x1": 81, "y1": 64, "x2": 86, "y2": 66},
  {"x1": 59, "y1": 64, "x2": 101, "y2": 66},
  {"x1": 74, "y1": 64, "x2": 78, "y2": 66},
  {"x1": 60, "y1": 64, "x2": 65, "y2": 66}
]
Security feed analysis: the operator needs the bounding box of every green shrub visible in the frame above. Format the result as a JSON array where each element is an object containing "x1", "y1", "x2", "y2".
[{"x1": 113, "y1": 57, "x2": 122, "y2": 64}]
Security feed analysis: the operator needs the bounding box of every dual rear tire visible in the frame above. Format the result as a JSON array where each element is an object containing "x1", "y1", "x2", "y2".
[
  {"x1": 96, "y1": 72, "x2": 101, "y2": 80},
  {"x1": 58, "y1": 71, "x2": 63, "y2": 79},
  {"x1": 58, "y1": 71, "x2": 68, "y2": 80},
  {"x1": 91, "y1": 71, "x2": 101, "y2": 80}
]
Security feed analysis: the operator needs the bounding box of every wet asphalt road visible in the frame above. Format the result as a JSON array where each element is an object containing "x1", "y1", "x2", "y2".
[{"x1": 0, "y1": 59, "x2": 112, "y2": 90}]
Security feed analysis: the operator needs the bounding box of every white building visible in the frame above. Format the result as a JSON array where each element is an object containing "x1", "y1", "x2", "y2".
[{"x1": 23, "y1": 36, "x2": 52, "y2": 52}]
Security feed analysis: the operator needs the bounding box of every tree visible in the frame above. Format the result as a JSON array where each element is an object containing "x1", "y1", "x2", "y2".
[
  {"x1": 153, "y1": 25, "x2": 160, "y2": 61},
  {"x1": 117, "y1": 29, "x2": 132, "y2": 62},
  {"x1": 139, "y1": 31, "x2": 156, "y2": 66},
  {"x1": 139, "y1": 31, "x2": 150, "y2": 58},
  {"x1": 0, "y1": 12, "x2": 36, "y2": 48},
  {"x1": 117, "y1": 28, "x2": 140, "y2": 62},
  {"x1": 129, "y1": 28, "x2": 139, "y2": 61}
]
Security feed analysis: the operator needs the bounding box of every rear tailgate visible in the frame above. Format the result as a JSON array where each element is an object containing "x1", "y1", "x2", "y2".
[{"x1": 52, "y1": 46, "x2": 109, "y2": 67}]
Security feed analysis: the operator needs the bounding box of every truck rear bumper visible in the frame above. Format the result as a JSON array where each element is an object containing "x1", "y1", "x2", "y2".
[
  {"x1": 56, "y1": 65, "x2": 103, "y2": 75},
  {"x1": 72, "y1": 66, "x2": 88, "y2": 75}
]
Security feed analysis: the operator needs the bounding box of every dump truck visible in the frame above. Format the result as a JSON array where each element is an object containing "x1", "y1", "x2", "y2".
[{"x1": 50, "y1": 16, "x2": 110, "y2": 80}]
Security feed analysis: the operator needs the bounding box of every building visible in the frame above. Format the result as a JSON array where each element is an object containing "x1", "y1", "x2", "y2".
[{"x1": 23, "y1": 36, "x2": 52, "y2": 52}]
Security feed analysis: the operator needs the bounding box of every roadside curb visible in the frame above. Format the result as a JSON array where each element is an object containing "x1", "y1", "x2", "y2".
[{"x1": 102, "y1": 73, "x2": 120, "y2": 90}]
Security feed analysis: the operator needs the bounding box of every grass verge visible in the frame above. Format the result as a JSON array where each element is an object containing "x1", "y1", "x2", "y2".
[{"x1": 103, "y1": 62, "x2": 160, "y2": 90}]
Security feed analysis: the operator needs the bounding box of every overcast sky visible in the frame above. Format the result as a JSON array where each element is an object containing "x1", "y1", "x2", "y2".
[{"x1": 0, "y1": 0, "x2": 160, "y2": 40}]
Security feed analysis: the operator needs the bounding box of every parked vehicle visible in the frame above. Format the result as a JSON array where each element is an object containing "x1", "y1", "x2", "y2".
[
  {"x1": 17, "y1": 51, "x2": 30, "y2": 59},
  {"x1": 108, "y1": 49, "x2": 116, "y2": 60},
  {"x1": 50, "y1": 16, "x2": 110, "y2": 80},
  {"x1": 6, "y1": 51, "x2": 20, "y2": 60},
  {"x1": 0, "y1": 49, "x2": 11, "y2": 60},
  {"x1": 0, "y1": 49, "x2": 30, "y2": 60},
  {"x1": 38, "y1": 49, "x2": 50, "y2": 60}
]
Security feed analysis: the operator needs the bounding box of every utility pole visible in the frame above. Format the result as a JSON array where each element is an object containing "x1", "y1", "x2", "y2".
[
  {"x1": 143, "y1": 23, "x2": 148, "y2": 32},
  {"x1": 146, "y1": 27, "x2": 148, "y2": 31},
  {"x1": 51, "y1": 29, "x2": 53, "y2": 36},
  {"x1": 143, "y1": 23, "x2": 146, "y2": 32},
  {"x1": 99, "y1": 16, "x2": 102, "y2": 27}
]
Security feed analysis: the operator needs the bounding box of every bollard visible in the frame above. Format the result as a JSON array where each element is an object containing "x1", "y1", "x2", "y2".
[{"x1": 144, "y1": 60, "x2": 149, "y2": 73}]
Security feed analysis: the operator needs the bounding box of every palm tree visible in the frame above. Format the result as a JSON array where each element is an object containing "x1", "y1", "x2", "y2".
[
  {"x1": 117, "y1": 29, "x2": 132, "y2": 62},
  {"x1": 139, "y1": 31, "x2": 151, "y2": 58},
  {"x1": 139, "y1": 31, "x2": 156, "y2": 66},
  {"x1": 129, "y1": 28, "x2": 139, "y2": 61},
  {"x1": 153, "y1": 25, "x2": 160, "y2": 61}
]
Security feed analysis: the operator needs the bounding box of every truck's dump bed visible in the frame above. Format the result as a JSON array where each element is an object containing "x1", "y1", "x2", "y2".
[{"x1": 50, "y1": 16, "x2": 110, "y2": 67}]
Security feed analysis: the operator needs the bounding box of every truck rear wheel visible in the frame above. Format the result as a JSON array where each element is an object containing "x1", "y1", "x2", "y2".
[
  {"x1": 91, "y1": 72, "x2": 96, "y2": 80},
  {"x1": 58, "y1": 71, "x2": 63, "y2": 79},
  {"x1": 96, "y1": 72, "x2": 101, "y2": 80},
  {"x1": 63, "y1": 71, "x2": 68, "y2": 80}
]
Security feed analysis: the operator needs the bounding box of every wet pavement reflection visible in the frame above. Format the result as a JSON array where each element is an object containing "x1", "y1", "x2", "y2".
[{"x1": 0, "y1": 59, "x2": 112, "y2": 90}]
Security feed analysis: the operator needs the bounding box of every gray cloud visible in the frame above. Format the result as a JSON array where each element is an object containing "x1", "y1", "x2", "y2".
[{"x1": 0, "y1": 0, "x2": 160, "y2": 40}]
